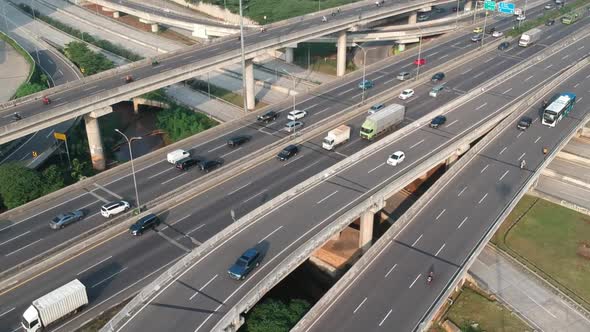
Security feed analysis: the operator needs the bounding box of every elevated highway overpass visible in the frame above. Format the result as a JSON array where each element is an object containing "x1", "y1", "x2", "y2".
[
  {"x1": 103, "y1": 16, "x2": 590, "y2": 332},
  {"x1": 0, "y1": 4, "x2": 556, "y2": 330},
  {"x1": 0, "y1": 0, "x2": 455, "y2": 169}
]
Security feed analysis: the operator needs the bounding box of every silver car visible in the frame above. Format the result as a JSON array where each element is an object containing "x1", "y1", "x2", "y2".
[
  {"x1": 49, "y1": 210, "x2": 85, "y2": 229},
  {"x1": 284, "y1": 121, "x2": 304, "y2": 132}
]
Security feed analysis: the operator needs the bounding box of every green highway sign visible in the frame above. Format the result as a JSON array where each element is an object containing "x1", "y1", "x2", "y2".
[{"x1": 484, "y1": 0, "x2": 496, "y2": 11}]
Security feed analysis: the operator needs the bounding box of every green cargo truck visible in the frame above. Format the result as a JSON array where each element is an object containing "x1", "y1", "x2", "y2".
[
  {"x1": 360, "y1": 104, "x2": 405, "y2": 140},
  {"x1": 562, "y1": 13, "x2": 580, "y2": 25}
]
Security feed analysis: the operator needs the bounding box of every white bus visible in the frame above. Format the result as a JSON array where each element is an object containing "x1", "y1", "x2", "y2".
[{"x1": 541, "y1": 92, "x2": 576, "y2": 127}]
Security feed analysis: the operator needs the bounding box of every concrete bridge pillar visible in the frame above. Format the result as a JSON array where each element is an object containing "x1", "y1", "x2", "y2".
[
  {"x1": 151, "y1": 23, "x2": 159, "y2": 33},
  {"x1": 245, "y1": 58, "x2": 256, "y2": 111},
  {"x1": 359, "y1": 210, "x2": 374, "y2": 251},
  {"x1": 285, "y1": 47, "x2": 294, "y2": 64},
  {"x1": 84, "y1": 107, "x2": 113, "y2": 171},
  {"x1": 336, "y1": 30, "x2": 347, "y2": 77},
  {"x1": 408, "y1": 12, "x2": 417, "y2": 24},
  {"x1": 465, "y1": 1, "x2": 473, "y2": 11}
]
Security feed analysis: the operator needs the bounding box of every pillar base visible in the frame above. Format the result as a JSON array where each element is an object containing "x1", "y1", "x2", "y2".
[
  {"x1": 245, "y1": 59, "x2": 255, "y2": 111},
  {"x1": 408, "y1": 12, "x2": 417, "y2": 24},
  {"x1": 151, "y1": 23, "x2": 159, "y2": 33},
  {"x1": 285, "y1": 47, "x2": 294, "y2": 64},
  {"x1": 336, "y1": 30, "x2": 347, "y2": 77},
  {"x1": 84, "y1": 112, "x2": 108, "y2": 171},
  {"x1": 113, "y1": 11, "x2": 120, "y2": 18}
]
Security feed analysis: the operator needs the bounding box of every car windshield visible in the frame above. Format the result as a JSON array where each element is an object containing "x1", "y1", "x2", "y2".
[
  {"x1": 360, "y1": 127, "x2": 373, "y2": 134},
  {"x1": 52, "y1": 217, "x2": 61, "y2": 223},
  {"x1": 236, "y1": 256, "x2": 249, "y2": 267},
  {"x1": 391, "y1": 154, "x2": 399, "y2": 160}
]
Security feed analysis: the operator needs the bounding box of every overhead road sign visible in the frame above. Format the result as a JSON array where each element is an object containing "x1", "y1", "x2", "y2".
[
  {"x1": 498, "y1": 2, "x2": 515, "y2": 14},
  {"x1": 484, "y1": 0, "x2": 497, "y2": 11}
]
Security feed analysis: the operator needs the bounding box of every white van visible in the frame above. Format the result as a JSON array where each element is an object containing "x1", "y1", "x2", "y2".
[{"x1": 167, "y1": 149, "x2": 190, "y2": 164}]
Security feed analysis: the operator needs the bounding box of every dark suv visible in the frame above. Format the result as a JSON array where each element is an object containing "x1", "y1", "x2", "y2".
[
  {"x1": 277, "y1": 145, "x2": 299, "y2": 161},
  {"x1": 228, "y1": 247, "x2": 261, "y2": 280},
  {"x1": 430, "y1": 115, "x2": 447, "y2": 128},
  {"x1": 129, "y1": 213, "x2": 160, "y2": 236},
  {"x1": 227, "y1": 135, "x2": 251, "y2": 147},
  {"x1": 199, "y1": 160, "x2": 223, "y2": 173},
  {"x1": 517, "y1": 116, "x2": 532, "y2": 131},
  {"x1": 175, "y1": 157, "x2": 201, "y2": 171},
  {"x1": 257, "y1": 111, "x2": 278, "y2": 123},
  {"x1": 431, "y1": 72, "x2": 445, "y2": 83}
]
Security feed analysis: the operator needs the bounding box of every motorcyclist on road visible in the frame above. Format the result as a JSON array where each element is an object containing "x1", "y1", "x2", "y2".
[
  {"x1": 322, "y1": 16, "x2": 328, "y2": 22},
  {"x1": 13, "y1": 112, "x2": 22, "y2": 121},
  {"x1": 427, "y1": 271, "x2": 434, "y2": 284},
  {"x1": 520, "y1": 159, "x2": 526, "y2": 169}
]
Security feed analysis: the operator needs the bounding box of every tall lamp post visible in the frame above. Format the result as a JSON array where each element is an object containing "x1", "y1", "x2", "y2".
[
  {"x1": 115, "y1": 129, "x2": 142, "y2": 212},
  {"x1": 455, "y1": 0, "x2": 460, "y2": 28},
  {"x1": 415, "y1": 28, "x2": 423, "y2": 80},
  {"x1": 356, "y1": 44, "x2": 369, "y2": 105},
  {"x1": 238, "y1": 0, "x2": 248, "y2": 113},
  {"x1": 282, "y1": 69, "x2": 297, "y2": 111}
]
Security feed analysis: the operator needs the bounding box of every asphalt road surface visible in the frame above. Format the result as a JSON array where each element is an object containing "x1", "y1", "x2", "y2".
[
  {"x1": 304, "y1": 48, "x2": 590, "y2": 332},
  {"x1": 116, "y1": 17, "x2": 590, "y2": 332},
  {"x1": 0, "y1": 3, "x2": 565, "y2": 332}
]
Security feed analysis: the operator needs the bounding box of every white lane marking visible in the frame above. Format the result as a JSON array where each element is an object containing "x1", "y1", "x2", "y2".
[
  {"x1": 373, "y1": 75, "x2": 384, "y2": 81},
  {"x1": 0, "y1": 231, "x2": 31, "y2": 247},
  {"x1": 221, "y1": 147, "x2": 242, "y2": 158},
  {"x1": 409, "y1": 274, "x2": 421, "y2": 289},
  {"x1": 385, "y1": 263, "x2": 397, "y2": 278},
  {"x1": 258, "y1": 226, "x2": 284, "y2": 243},
  {"x1": 461, "y1": 68, "x2": 472, "y2": 75},
  {"x1": 303, "y1": 103, "x2": 318, "y2": 111},
  {"x1": 480, "y1": 164, "x2": 489, "y2": 174},
  {"x1": 475, "y1": 102, "x2": 488, "y2": 110},
  {"x1": 447, "y1": 119, "x2": 458, "y2": 127},
  {"x1": 518, "y1": 152, "x2": 526, "y2": 161},
  {"x1": 524, "y1": 75, "x2": 534, "y2": 82},
  {"x1": 0, "y1": 307, "x2": 15, "y2": 318},
  {"x1": 546, "y1": 64, "x2": 553, "y2": 70},
  {"x1": 353, "y1": 297, "x2": 367, "y2": 313},
  {"x1": 534, "y1": 136, "x2": 541, "y2": 143},
  {"x1": 226, "y1": 182, "x2": 251, "y2": 196},
  {"x1": 187, "y1": 224, "x2": 205, "y2": 235},
  {"x1": 502, "y1": 87, "x2": 513, "y2": 94},
  {"x1": 159, "y1": 215, "x2": 192, "y2": 231},
  {"x1": 409, "y1": 139, "x2": 424, "y2": 149},
  {"x1": 574, "y1": 83, "x2": 580, "y2": 88},
  {"x1": 473, "y1": 71, "x2": 485, "y2": 79},
  {"x1": 379, "y1": 309, "x2": 393, "y2": 326},
  {"x1": 579, "y1": 46, "x2": 585, "y2": 50},
  {"x1": 435, "y1": 243, "x2": 446, "y2": 257},
  {"x1": 352, "y1": 92, "x2": 363, "y2": 99},
  {"x1": 82, "y1": 85, "x2": 98, "y2": 92},
  {"x1": 458, "y1": 186, "x2": 467, "y2": 197},
  {"x1": 46, "y1": 129, "x2": 55, "y2": 138},
  {"x1": 91, "y1": 267, "x2": 129, "y2": 288},
  {"x1": 5, "y1": 239, "x2": 43, "y2": 256},
  {"x1": 77, "y1": 256, "x2": 113, "y2": 276},
  {"x1": 156, "y1": 231, "x2": 191, "y2": 252},
  {"x1": 383, "y1": 78, "x2": 397, "y2": 84},
  {"x1": 563, "y1": 54, "x2": 570, "y2": 60},
  {"x1": 161, "y1": 172, "x2": 187, "y2": 185},
  {"x1": 499, "y1": 147, "x2": 507, "y2": 155},
  {"x1": 517, "y1": 131, "x2": 524, "y2": 138},
  {"x1": 317, "y1": 190, "x2": 339, "y2": 204},
  {"x1": 189, "y1": 274, "x2": 218, "y2": 300},
  {"x1": 458, "y1": 216, "x2": 469, "y2": 229},
  {"x1": 297, "y1": 160, "x2": 321, "y2": 173},
  {"x1": 87, "y1": 189, "x2": 109, "y2": 203},
  {"x1": 577, "y1": 96, "x2": 584, "y2": 103},
  {"x1": 484, "y1": 57, "x2": 494, "y2": 63},
  {"x1": 338, "y1": 87, "x2": 355, "y2": 96},
  {"x1": 499, "y1": 170, "x2": 509, "y2": 181},
  {"x1": 148, "y1": 167, "x2": 173, "y2": 179},
  {"x1": 428, "y1": 51, "x2": 440, "y2": 57},
  {"x1": 367, "y1": 162, "x2": 385, "y2": 174},
  {"x1": 207, "y1": 144, "x2": 226, "y2": 153},
  {"x1": 243, "y1": 190, "x2": 267, "y2": 204},
  {"x1": 435, "y1": 209, "x2": 446, "y2": 220},
  {"x1": 412, "y1": 234, "x2": 423, "y2": 246},
  {"x1": 478, "y1": 193, "x2": 488, "y2": 204},
  {"x1": 93, "y1": 183, "x2": 123, "y2": 200},
  {"x1": 315, "y1": 107, "x2": 330, "y2": 116},
  {"x1": 283, "y1": 154, "x2": 303, "y2": 167},
  {"x1": 182, "y1": 55, "x2": 193, "y2": 60},
  {"x1": 439, "y1": 54, "x2": 449, "y2": 60}
]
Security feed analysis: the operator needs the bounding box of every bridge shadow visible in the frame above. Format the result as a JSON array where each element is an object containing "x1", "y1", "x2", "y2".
[
  {"x1": 150, "y1": 301, "x2": 218, "y2": 315},
  {"x1": 176, "y1": 279, "x2": 224, "y2": 307}
]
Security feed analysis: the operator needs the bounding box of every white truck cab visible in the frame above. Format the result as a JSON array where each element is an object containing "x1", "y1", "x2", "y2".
[{"x1": 167, "y1": 149, "x2": 190, "y2": 164}]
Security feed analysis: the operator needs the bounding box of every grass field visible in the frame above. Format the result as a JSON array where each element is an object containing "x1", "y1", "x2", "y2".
[
  {"x1": 443, "y1": 287, "x2": 531, "y2": 332},
  {"x1": 492, "y1": 195, "x2": 590, "y2": 310}
]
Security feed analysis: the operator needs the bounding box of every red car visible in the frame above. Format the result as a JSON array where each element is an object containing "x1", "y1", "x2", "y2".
[
  {"x1": 414, "y1": 58, "x2": 426, "y2": 66},
  {"x1": 42, "y1": 96, "x2": 51, "y2": 105}
]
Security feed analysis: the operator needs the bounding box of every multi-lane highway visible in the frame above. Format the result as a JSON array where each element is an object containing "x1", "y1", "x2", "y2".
[
  {"x1": 303, "y1": 53, "x2": 590, "y2": 332},
  {"x1": 114, "y1": 13, "x2": 590, "y2": 332}
]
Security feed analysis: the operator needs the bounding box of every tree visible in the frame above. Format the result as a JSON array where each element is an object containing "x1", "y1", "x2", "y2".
[
  {"x1": 64, "y1": 42, "x2": 114, "y2": 75},
  {"x1": 0, "y1": 163, "x2": 44, "y2": 209},
  {"x1": 242, "y1": 298, "x2": 310, "y2": 332},
  {"x1": 41, "y1": 164, "x2": 66, "y2": 194},
  {"x1": 70, "y1": 158, "x2": 93, "y2": 181},
  {"x1": 156, "y1": 105, "x2": 217, "y2": 142},
  {"x1": 14, "y1": 83, "x2": 46, "y2": 98}
]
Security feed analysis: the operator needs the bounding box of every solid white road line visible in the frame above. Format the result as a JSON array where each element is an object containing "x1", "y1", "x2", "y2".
[
  {"x1": 189, "y1": 274, "x2": 218, "y2": 300},
  {"x1": 91, "y1": 267, "x2": 128, "y2": 288},
  {"x1": 435, "y1": 243, "x2": 446, "y2": 257},
  {"x1": 77, "y1": 256, "x2": 113, "y2": 276},
  {"x1": 409, "y1": 274, "x2": 421, "y2": 289},
  {"x1": 412, "y1": 234, "x2": 423, "y2": 246},
  {"x1": 446, "y1": 119, "x2": 458, "y2": 127},
  {"x1": 0, "y1": 231, "x2": 31, "y2": 247},
  {"x1": 478, "y1": 193, "x2": 488, "y2": 204},
  {"x1": 385, "y1": 263, "x2": 397, "y2": 278},
  {"x1": 226, "y1": 182, "x2": 252, "y2": 196},
  {"x1": 0, "y1": 307, "x2": 15, "y2": 318},
  {"x1": 409, "y1": 139, "x2": 424, "y2": 149},
  {"x1": 367, "y1": 162, "x2": 385, "y2": 174},
  {"x1": 378, "y1": 309, "x2": 393, "y2": 326},
  {"x1": 243, "y1": 190, "x2": 267, "y2": 204},
  {"x1": 259, "y1": 226, "x2": 284, "y2": 243},
  {"x1": 458, "y1": 216, "x2": 469, "y2": 229},
  {"x1": 5, "y1": 239, "x2": 43, "y2": 256},
  {"x1": 499, "y1": 170, "x2": 509, "y2": 182},
  {"x1": 353, "y1": 297, "x2": 367, "y2": 314},
  {"x1": 317, "y1": 190, "x2": 338, "y2": 204},
  {"x1": 436, "y1": 209, "x2": 446, "y2": 220},
  {"x1": 46, "y1": 129, "x2": 55, "y2": 138}
]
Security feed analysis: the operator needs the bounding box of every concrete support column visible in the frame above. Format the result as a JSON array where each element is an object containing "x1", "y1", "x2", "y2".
[
  {"x1": 84, "y1": 113, "x2": 106, "y2": 171},
  {"x1": 245, "y1": 59, "x2": 256, "y2": 111},
  {"x1": 336, "y1": 30, "x2": 347, "y2": 77},
  {"x1": 331, "y1": 231, "x2": 341, "y2": 241},
  {"x1": 285, "y1": 47, "x2": 294, "y2": 64},
  {"x1": 464, "y1": 1, "x2": 473, "y2": 11},
  {"x1": 359, "y1": 210, "x2": 374, "y2": 251},
  {"x1": 112, "y1": 11, "x2": 120, "y2": 18},
  {"x1": 132, "y1": 98, "x2": 140, "y2": 114},
  {"x1": 151, "y1": 23, "x2": 159, "y2": 33},
  {"x1": 408, "y1": 12, "x2": 417, "y2": 24}
]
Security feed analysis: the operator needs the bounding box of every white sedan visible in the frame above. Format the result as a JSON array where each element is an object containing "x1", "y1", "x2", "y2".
[
  {"x1": 492, "y1": 30, "x2": 504, "y2": 38},
  {"x1": 399, "y1": 89, "x2": 415, "y2": 100},
  {"x1": 387, "y1": 151, "x2": 405, "y2": 166},
  {"x1": 287, "y1": 109, "x2": 307, "y2": 120}
]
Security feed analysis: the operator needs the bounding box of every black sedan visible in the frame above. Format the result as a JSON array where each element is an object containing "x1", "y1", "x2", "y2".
[
  {"x1": 498, "y1": 41, "x2": 510, "y2": 51},
  {"x1": 199, "y1": 160, "x2": 223, "y2": 172},
  {"x1": 430, "y1": 115, "x2": 447, "y2": 128}
]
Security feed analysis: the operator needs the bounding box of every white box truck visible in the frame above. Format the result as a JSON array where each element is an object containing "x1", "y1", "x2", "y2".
[
  {"x1": 167, "y1": 149, "x2": 190, "y2": 164},
  {"x1": 322, "y1": 125, "x2": 351, "y2": 150},
  {"x1": 360, "y1": 104, "x2": 405, "y2": 140},
  {"x1": 519, "y1": 28, "x2": 542, "y2": 47},
  {"x1": 22, "y1": 279, "x2": 88, "y2": 332}
]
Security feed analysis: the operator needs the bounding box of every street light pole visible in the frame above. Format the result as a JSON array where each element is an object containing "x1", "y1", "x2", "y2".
[
  {"x1": 356, "y1": 44, "x2": 368, "y2": 105},
  {"x1": 115, "y1": 129, "x2": 142, "y2": 212},
  {"x1": 238, "y1": 0, "x2": 248, "y2": 113},
  {"x1": 282, "y1": 69, "x2": 297, "y2": 111},
  {"x1": 455, "y1": 0, "x2": 460, "y2": 28},
  {"x1": 415, "y1": 29, "x2": 423, "y2": 80}
]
